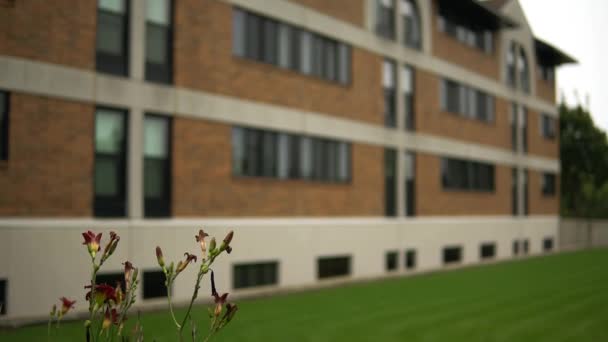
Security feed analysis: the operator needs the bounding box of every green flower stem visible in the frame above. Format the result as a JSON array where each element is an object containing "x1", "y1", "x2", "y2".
[{"x1": 166, "y1": 277, "x2": 181, "y2": 329}]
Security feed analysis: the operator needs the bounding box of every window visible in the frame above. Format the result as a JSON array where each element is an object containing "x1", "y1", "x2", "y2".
[
  {"x1": 542, "y1": 173, "x2": 556, "y2": 196},
  {"x1": 97, "y1": 272, "x2": 126, "y2": 292},
  {"x1": 402, "y1": 66, "x2": 415, "y2": 130},
  {"x1": 0, "y1": 279, "x2": 6, "y2": 315},
  {"x1": 0, "y1": 91, "x2": 8, "y2": 161},
  {"x1": 480, "y1": 243, "x2": 496, "y2": 260},
  {"x1": 441, "y1": 158, "x2": 495, "y2": 192},
  {"x1": 383, "y1": 59, "x2": 396, "y2": 127},
  {"x1": 376, "y1": 0, "x2": 395, "y2": 40},
  {"x1": 440, "y1": 79, "x2": 494, "y2": 123},
  {"x1": 538, "y1": 64, "x2": 554, "y2": 82},
  {"x1": 144, "y1": 115, "x2": 171, "y2": 217},
  {"x1": 233, "y1": 8, "x2": 351, "y2": 85},
  {"x1": 145, "y1": 0, "x2": 173, "y2": 83},
  {"x1": 438, "y1": 14, "x2": 492, "y2": 54},
  {"x1": 540, "y1": 114, "x2": 557, "y2": 139},
  {"x1": 385, "y1": 149, "x2": 397, "y2": 217},
  {"x1": 518, "y1": 48, "x2": 530, "y2": 93},
  {"x1": 405, "y1": 152, "x2": 416, "y2": 217},
  {"x1": 232, "y1": 126, "x2": 350, "y2": 183},
  {"x1": 143, "y1": 270, "x2": 168, "y2": 298},
  {"x1": 443, "y1": 246, "x2": 462, "y2": 265},
  {"x1": 510, "y1": 103, "x2": 518, "y2": 152},
  {"x1": 405, "y1": 249, "x2": 416, "y2": 270},
  {"x1": 386, "y1": 251, "x2": 398, "y2": 271},
  {"x1": 512, "y1": 168, "x2": 518, "y2": 216},
  {"x1": 94, "y1": 108, "x2": 127, "y2": 217},
  {"x1": 318, "y1": 256, "x2": 351, "y2": 279},
  {"x1": 506, "y1": 42, "x2": 516, "y2": 88},
  {"x1": 96, "y1": 0, "x2": 129, "y2": 76},
  {"x1": 523, "y1": 170, "x2": 529, "y2": 216},
  {"x1": 521, "y1": 106, "x2": 528, "y2": 154},
  {"x1": 522, "y1": 240, "x2": 529, "y2": 254},
  {"x1": 543, "y1": 238, "x2": 554, "y2": 252},
  {"x1": 401, "y1": 0, "x2": 421, "y2": 49},
  {"x1": 233, "y1": 262, "x2": 279, "y2": 289},
  {"x1": 512, "y1": 240, "x2": 519, "y2": 256}
]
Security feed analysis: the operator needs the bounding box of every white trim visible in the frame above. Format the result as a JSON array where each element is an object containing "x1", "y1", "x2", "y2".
[
  {"x1": 0, "y1": 55, "x2": 560, "y2": 172},
  {"x1": 221, "y1": 0, "x2": 558, "y2": 116}
]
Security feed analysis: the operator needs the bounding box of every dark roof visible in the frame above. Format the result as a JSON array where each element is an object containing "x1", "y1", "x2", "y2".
[
  {"x1": 438, "y1": 0, "x2": 518, "y2": 30},
  {"x1": 535, "y1": 38, "x2": 577, "y2": 66}
]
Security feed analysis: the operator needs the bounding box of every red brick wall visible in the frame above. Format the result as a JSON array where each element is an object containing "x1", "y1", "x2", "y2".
[
  {"x1": 174, "y1": 0, "x2": 383, "y2": 126},
  {"x1": 527, "y1": 109, "x2": 559, "y2": 159},
  {"x1": 172, "y1": 117, "x2": 383, "y2": 217},
  {"x1": 415, "y1": 69, "x2": 511, "y2": 150},
  {"x1": 536, "y1": 77, "x2": 556, "y2": 104},
  {"x1": 529, "y1": 170, "x2": 559, "y2": 215},
  {"x1": 415, "y1": 153, "x2": 511, "y2": 216},
  {"x1": 0, "y1": 0, "x2": 96, "y2": 69},
  {"x1": 288, "y1": 0, "x2": 365, "y2": 27},
  {"x1": 0, "y1": 93, "x2": 94, "y2": 216},
  {"x1": 431, "y1": 0, "x2": 501, "y2": 81}
]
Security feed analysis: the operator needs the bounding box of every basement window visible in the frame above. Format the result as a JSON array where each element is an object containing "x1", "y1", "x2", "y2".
[
  {"x1": 512, "y1": 240, "x2": 519, "y2": 256},
  {"x1": 405, "y1": 249, "x2": 417, "y2": 270},
  {"x1": 0, "y1": 279, "x2": 6, "y2": 315},
  {"x1": 143, "y1": 270, "x2": 168, "y2": 299},
  {"x1": 480, "y1": 242, "x2": 496, "y2": 260},
  {"x1": 543, "y1": 238, "x2": 554, "y2": 252},
  {"x1": 386, "y1": 251, "x2": 398, "y2": 271},
  {"x1": 443, "y1": 246, "x2": 462, "y2": 265},
  {"x1": 233, "y1": 261, "x2": 279, "y2": 289},
  {"x1": 522, "y1": 240, "x2": 530, "y2": 254},
  {"x1": 318, "y1": 256, "x2": 351, "y2": 279}
]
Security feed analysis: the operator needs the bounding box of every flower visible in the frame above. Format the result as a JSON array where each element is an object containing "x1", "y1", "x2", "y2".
[
  {"x1": 211, "y1": 271, "x2": 229, "y2": 317},
  {"x1": 223, "y1": 303, "x2": 238, "y2": 323},
  {"x1": 102, "y1": 308, "x2": 119, "y2": 330},
  {"x1": 59, "y1": 297, "x2": 76, "y2": 316},
  {"x1": 156, "y1": 246, "x2": 165, "y2": 269},
  {"x1": 219, "y1": 231, "x2": 234, "y2": 254},
  {"x1": 85, "y1": 284, "x2": 117, "y2": 307},
  {"x1": 101, "y1": 231, "x2": 120, "y2": 262},
  {"x1": 82, "y1": 231, "x2": 102, "y2": 258},
  {"x1": 195, "y1": 229, "x2": 209, "y2": 257},
  {"x1": 176, "y1": 253, "x2": 197, "y2": 275},
  {"x1": 123, "y1": 261, "x2": 135, "y2": 289}
]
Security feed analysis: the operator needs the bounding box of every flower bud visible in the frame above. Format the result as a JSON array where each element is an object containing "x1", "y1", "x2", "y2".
[
  {"x1": 156, "y1": 246, "x2": 165, "y2": 269},
  {"x1": 50, "y1": 304, "x2": 57, "y2": 318},
  {"x1": 223, "y1": 231, "x2": 234, "y2": 245}
]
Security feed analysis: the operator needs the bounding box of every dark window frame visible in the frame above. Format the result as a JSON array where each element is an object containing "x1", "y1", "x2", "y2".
[
  {"x1": 0, "y1": 91, "x2": 9, "y2": 161},
  {"x1": 317, "y1": 255, "x2": 351, "y2": 279},
  {"x1": 385, "y1": 149, "x2": 397, "y2": 217},
  {"x1": 143, "y1": 269, "x2": 169, "y2": 299},
  {"x1": 443, "y1": 246, "x2": 462, "y2": 265},
  {"x1": 441, "y1": 158, "x2": 495, "y2": 192},
  {"x1": 542, "y1": 172, "x2": 556, "y2": 197},
  {"x1": 480, "y1": 242, "x2": 496, "y2": 260},
  {"x1": 0, "y1": 279, "x2": 6, "y2": 316},
  {"x1": 385, "y1": 251, "x2": 399, "y2": 271},
  {"x1": 376, "y1": 0, "x2": 396, "y2": 40},
  {"x1": 233, "y1": 261, "x2": 279, "y2": 289},
  {"x1": 405, "y1": 249, "x2": 416, "y2": 270},
  {"x1": 401, "y1": 0, "x2": 422, "y2": 50},
  {"x1": 543, "y1": 237, "x2": 554, "y2": 252},
  {"x1": 143, "y1": 113, "x2": 172, "y2": 218},
  {"x1": 96, "y1": 0, "x2": 131, "y2": 76},
  {"x1": 94, "y1": 107, "x2": 128, "y2": 218},
  {"x1": 145, "y1": 0, "x2": 174, "y2": 84}
]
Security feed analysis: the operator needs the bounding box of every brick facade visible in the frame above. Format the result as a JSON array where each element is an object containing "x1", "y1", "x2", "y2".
[
  {"x1": 0, "y1": 0, "x2": 95, "y2": 69},
  {"x1": 536, "y1": 77, "x2": 556, "y2": 104},
  {"x1": 0, "y1": 93, "x2": 94, "y2": 216},
  {"x1": 527, "y1": 109, "x2": 559, "y2": 159},
  {"x1": 528, "y1": 169, "x2": 559, "y2": 215},
  {"x1": 415, "y1": 69, "x2": 511, "y2": 150},
  {"x1": 431, "y1": 0, "x2": 501, "y2": 81},
  {"x1": 174, "y1": 0, "x2": 383, "y2": 126},
  {"x1": 415, "y1": 153, "x2": 511, "y2": 216},
  {"x1": 289, "y1": 0, "x2": 365, "y2": 27},
  {"x1": 172, "y1": 117, "x2": 383, "y2": 217}
]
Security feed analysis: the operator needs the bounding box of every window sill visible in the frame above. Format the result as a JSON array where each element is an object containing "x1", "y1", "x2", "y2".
[{"x1": 231, "y1": 174, "x2": 352, "y2": 186}]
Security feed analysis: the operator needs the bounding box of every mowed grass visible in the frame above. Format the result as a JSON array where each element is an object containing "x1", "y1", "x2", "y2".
[{"x1": 3, "y1": 248, "x2": 608, "y2": 341}]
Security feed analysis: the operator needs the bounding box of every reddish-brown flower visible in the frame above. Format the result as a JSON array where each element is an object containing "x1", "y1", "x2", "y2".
[
  {"x1": 176, "y1": 252, "x2": 197, "y2": 275},
  {"x1": 82, "y1": 231, "x2": 102, "y2": 257},
  {"x1": 155, "y1": 246, "x2": 165, "y2": 268},
  {"x1": 85, "y1": 283, "x2": 117, "y2": 305},
  {"x1": 101, "y1": 231, "x2": 120, "y2": 261},
  {"x1": 59, "y1": 297, "x2": 76, "y2": 316},
  {"x1": 220, "y1": 231, "x2": 234, "y2": 254},
  {"x1": 211, "y1": 271, "x2": 229, "y2": 317},
  {"x1": 102, "y1": 308, "x2": 119, "y2": 330},
  {"x1": 123, "y1": 261, "x2": 135, "y2": 289},
  {"x1": 195, "y1": 229, "x2": 209, "y2": 257}
]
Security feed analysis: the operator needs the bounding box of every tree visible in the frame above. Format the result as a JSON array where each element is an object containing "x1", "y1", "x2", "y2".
[{"x1": 560, "y1": 103, "x2": 608, "y2": 218}]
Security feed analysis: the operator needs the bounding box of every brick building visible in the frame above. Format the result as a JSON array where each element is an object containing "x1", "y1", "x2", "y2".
[{"x1": 0, "y1": 0, "x2": 575, "y2": 320}]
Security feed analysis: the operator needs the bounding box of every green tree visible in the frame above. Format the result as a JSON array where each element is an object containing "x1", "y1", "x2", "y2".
[{"x1": 560, "y1": 103, "x2": 608, "y2": 218}]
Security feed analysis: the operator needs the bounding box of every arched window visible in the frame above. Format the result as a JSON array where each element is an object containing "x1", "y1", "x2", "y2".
[
  {"x1": 518, "y1": 47, "x2": 530, "y2": 93},
  {"x1": 506, "y1": 42, "x2": 516, "y2": 87},
  {"x1": 400, "y1": 0, "x2": 421, "y2": 49}
]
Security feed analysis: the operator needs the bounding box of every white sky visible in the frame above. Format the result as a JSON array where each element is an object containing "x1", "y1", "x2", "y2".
[{"x1": 519, "y1": 0, "x2": 608, "y2": 132}]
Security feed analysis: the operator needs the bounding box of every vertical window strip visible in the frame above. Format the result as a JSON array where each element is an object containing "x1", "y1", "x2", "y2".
[
  {"x1": 145, "y1": 0, "x2": 173, "y2": 83},
  {"x1": 0, "y1": 91, "x2": 8, "y2": 161},
  {"x1": 143, "y1": 114, "x2": 171, "y2": 217},
  {"x1": 96, "y1": 0, "x2": 129, "y2": 76}
]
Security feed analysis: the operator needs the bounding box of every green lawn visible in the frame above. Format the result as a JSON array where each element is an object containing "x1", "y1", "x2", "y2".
[{"x1": 3, "y1": 248, "x2": 608, "y2": 341}]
